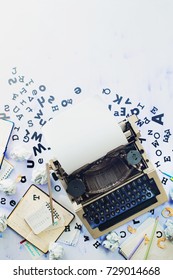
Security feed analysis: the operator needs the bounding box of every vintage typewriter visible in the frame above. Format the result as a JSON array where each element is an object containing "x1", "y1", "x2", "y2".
[{"x1": 43, "y1": 96, "x2": 168, "y2": 238}]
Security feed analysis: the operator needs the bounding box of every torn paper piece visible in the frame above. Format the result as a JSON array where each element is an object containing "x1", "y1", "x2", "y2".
[
  {"x1": 162, "y1": 207, "x2": 173, "y2": 218},
  {"x1": 164, "y1": 219, "x2": 173, "y2": 241},
  {"x1": 127, "y1": 225, "x2": 136, "y2": 234},
  {"x1": 102, "y1": 231, "x2": 120, "y2": 252},
  {"x1": 58, "y1": 217, "x2": 81, "y2": 246},
  {"x1": 157, "y1": 237, "x2": 166, "y2": 249},
  {"x1": 31, "y1": 167, "x2": 47, "y2": 185},
  {"x1": 144, "y1": 234, "x2": 150, "y2": 245},
  {"x1": 0, "y1": 178, "x2": 17, "y2": 195},
  {"x1": 0, "y1": 213, "x2": 7, "y2": 232},
  {"x1": 49, "y1": 242, "x2": 64, "y2": 260},
  {"x1": 10, "y1": 146, "x2": 32, "y2": 161}
]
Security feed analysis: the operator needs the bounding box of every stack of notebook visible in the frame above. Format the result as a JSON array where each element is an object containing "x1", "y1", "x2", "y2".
[
  {"x1": 119, "y1": 217, "x2": 173, "y2": 260},
  {"x1": 0, "y1": 119, "x2": 14, "y2": 168}
]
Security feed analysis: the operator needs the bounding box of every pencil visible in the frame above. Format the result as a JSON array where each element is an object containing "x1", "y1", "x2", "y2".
[
  {"x1": 144, "y1": 216, "x2": 159, "y2": 260},
  {"x1": 46, "y1": 163, "x2": 54, "y2": 225},
  {"x1": 127, "y1": 236, "x2": 145, "y2": 260}
]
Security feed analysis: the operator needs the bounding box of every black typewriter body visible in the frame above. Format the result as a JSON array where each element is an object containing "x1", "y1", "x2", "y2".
[{"x1": 50, "y1": 115, "x2": 168, "y2": 238}]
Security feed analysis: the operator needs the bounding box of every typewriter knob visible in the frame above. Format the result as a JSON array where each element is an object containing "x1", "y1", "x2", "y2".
[
  {"x1": 67, "y1": 179, "x2": 86, "y2": 198},
  {"x1": 127, "y1": 150, "x2": 142, "y2": 165}
]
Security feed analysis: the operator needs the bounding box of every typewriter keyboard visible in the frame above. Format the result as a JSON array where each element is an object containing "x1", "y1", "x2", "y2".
[{"x1": 83, "y1": 174, "x2": 160, "y2": 231}]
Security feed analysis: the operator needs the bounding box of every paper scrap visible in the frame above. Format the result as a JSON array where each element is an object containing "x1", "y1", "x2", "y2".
[
  {"x1": 49, "y1": 242, "x2": 64, "y2": 260},
  {"x1": 10, "y1": 145, "x2": 32, "y2": 161},
  {"x1": 0, "y1": 178, "x2": 17, "y2": 195},
  {"x1": 102, "y1": 231, "x2": 120, "y2": 252},
  {"x1": 31, "y1": 166, "x2": 48, "y2": 185},
  {"x1": 0, "y1": 213, "x2": 7, "y2": 232},
  {"x1": 164, "y1": 219, "x2": 173, "y2": 241}
]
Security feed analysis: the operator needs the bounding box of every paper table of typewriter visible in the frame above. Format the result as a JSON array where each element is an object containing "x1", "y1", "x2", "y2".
[{"x1": 43, "y1": 96, "x2": 167, "y2": 238}]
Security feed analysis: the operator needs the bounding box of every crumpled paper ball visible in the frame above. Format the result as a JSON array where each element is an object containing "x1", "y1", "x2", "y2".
[
  {"x1": 31, "y1": 167, "x2": 48, "y2": 185},
  {"x1": 102, "y1": 231, "x2": 120, "y2": 252},
  {"x1": 0, "y1": 213, "x2": 7, "y2": 232},
  {"x1": 10, "y1": 145, "x2": 32, "y2": 161},
  {"x1": 0, "y1": 178, "x2": 17, "y2": 195},
  {"x1": 49, "y1": 242, "x2": 64, "y2": 260},
  {"x1": 164, "y1": 219, "x2": 173, "y2": 241}
]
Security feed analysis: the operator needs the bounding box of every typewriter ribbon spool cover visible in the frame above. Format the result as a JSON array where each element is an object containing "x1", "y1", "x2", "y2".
[{"x1": 42, "y1": 95, "x2": 168, "y2": 238}]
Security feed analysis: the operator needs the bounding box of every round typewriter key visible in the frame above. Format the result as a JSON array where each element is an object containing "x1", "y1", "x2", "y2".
[
  {"x1": 89, "y1": 216, "x2": 94, "y2": 221},
  {"x1": 127, "y1": 150, "x2": 142, "y2": 165},
  {"x1": 111, "y1": 211, "x2": 115, "y2": 216},
  {"x1": 106, "y1": 201, "x2": 110, "y2": 207},
  {"x1": 126, "y1": 203, "x2": 131, "y2": 208},
  {"x1": 121, "y1": 193, "x2": 126, "y2": 198},
  {"x1": 67, "y1": 179, "x2": 86, "y2": 198},
  {"x1": 143, "y1": 175, "x2": 147, "y2": 181},
  {"x1": 115, "y1": 202, "x2": 120, "y2": 207},
  {"x1": 147, "y1": 192, "x2": 152, "y2": 197},
  {"x1": 106, "y1": 213, "x2": 110, "y2": 219},
  {"x1": 94, "y1": 218, "x2": 100, "y2": 225},
  {"x1": 100, "y1": 216, "x2": 105, "y2": 222},
  {"x1": 137, "y1": 178, "x2": 142, "y2": 184}
]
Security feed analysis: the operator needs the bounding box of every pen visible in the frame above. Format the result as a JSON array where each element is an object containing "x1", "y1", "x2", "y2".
[
  {"x1": 46, "y1": 163, "x2": 54, "y2": 225},
  {"x1": 159, "y1": 170, "x2": 173, "y2": 181}
]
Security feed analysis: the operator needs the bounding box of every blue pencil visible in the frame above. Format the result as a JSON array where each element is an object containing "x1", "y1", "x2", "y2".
[{"x1": 127, "y1": 236, "x2": 145, "y2": 260}]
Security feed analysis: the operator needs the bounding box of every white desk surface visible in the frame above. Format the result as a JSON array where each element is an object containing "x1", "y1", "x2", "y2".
[{"x1": 0, "y1": 0, "x2": 173, "y2": 260}]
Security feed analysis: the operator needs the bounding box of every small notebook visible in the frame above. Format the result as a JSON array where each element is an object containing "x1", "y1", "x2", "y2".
[
  {"x1": 25, "y1": 201, "x2": 65, "y2": 234},
  {"x1": 119, "y1": 217, "x2": 173, "y2": 260},
  {"x1": 0, "y1": 119, "x2": 14, "y2": 168},
  {"x1": 7, "y1": 185, "x2": 74, "y2": 253},
  {"x1": 0, "y1": 158, "x2": 13, "y2": 180}
]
